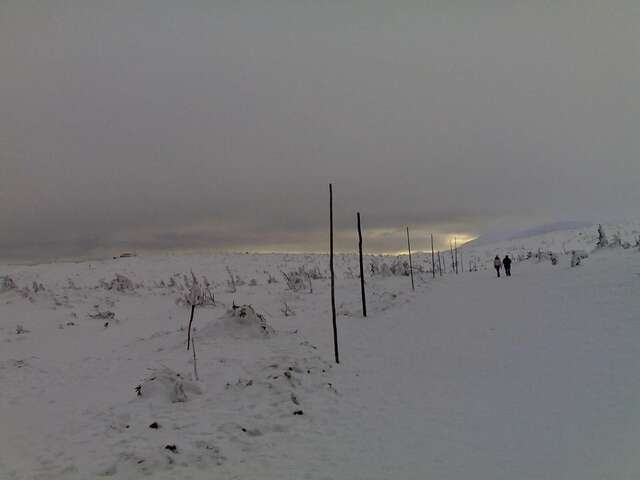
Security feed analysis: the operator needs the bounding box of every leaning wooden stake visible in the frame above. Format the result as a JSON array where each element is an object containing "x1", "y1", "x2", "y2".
[
  {"x1": 186, "y1": 304, "x2": 195, "y2": 351},
  {"x1": 357, "y1": 212, "x2": 367, "y2": 317},
  {"x1": 406, "y1": 227, "x2": 415, "y2": 291},
  {"x1": 430, "y1": 233, "x2": 436, "y2": 279},
  {"x1": 329, "y1": 184, "x2": 340, "y2": 364},
  {"x1": 438, "y1": 250, "x2": 443, "y2": 276}
]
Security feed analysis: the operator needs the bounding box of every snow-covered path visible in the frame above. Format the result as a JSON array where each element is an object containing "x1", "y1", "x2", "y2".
[{"x1": 329, "y1": 254, "x2": 640, "y2": 479}]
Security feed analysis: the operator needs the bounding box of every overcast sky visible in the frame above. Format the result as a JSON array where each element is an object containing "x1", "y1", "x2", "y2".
[{"x1": 1, "y1": 0, "x2": 639, "y2": 261}]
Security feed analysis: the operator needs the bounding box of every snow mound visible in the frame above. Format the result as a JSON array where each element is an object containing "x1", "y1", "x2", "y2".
[
  {"x1": 200, "y1": 304, "x2": 275, "y2": 340},
  {"x1": 136, "y1": 367, "x2": 203, "y2": 403}
]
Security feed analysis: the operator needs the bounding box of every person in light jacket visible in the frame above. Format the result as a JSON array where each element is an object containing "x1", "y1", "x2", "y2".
[{"x1": 494, "y1": 255, "x2": 502, "y2": 278}]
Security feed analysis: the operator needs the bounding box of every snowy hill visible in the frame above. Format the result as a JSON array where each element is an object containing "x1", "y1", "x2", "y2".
[
  {"x1": 461, "y1": 221, "x2": 640, "y2": 271},
  {"x1": 468, "y1": 221, "x2": 594, "y2": 247},
  {"x1": 1, "y1": 222, "x2": 640, "y2": 479}
]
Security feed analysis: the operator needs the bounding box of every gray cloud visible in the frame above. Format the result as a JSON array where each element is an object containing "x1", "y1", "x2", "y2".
[{"x1": 1, "y1": 0, "x2": 639, "y2": 261}]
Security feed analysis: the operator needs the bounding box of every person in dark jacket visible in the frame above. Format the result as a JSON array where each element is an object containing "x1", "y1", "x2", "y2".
[
  {"x1": 503, "y1": 255, "x2": 512, "y2": 276},
  {"x1": 494, "y1": 256, "x2": 502, "y2": 278}
]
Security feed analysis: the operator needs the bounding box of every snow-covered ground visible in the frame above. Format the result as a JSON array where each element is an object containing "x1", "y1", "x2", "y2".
[{"x1": 1, "y1": 223, "x2": 640, "y2": 479}]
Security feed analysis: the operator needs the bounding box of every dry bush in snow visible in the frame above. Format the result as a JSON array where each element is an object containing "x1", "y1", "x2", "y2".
[
  {"x1": 281, "y1": 270, "x2": 308, "y2": 292},
  {"x1": 370, "y1": 257, "x2": 422, "y2": 277},
  {"x1": 101, "y1": 274, "x2": 136, "y2": 292},
  {"x1": 610, "y1": 232, "x2": 623, "y2": 248},
  {"x1": 176, "y1": 271, "x2": 215, "y2": 307},
  {"x1": 1, "y1": 276, "x2": 17, "y2": 293},
  {"x1": 264, "y1": 271, "x2": 279, "y2": 284},
  {"x1": 596, "y1": 224, "x2": 609, "y2": 248},
  {"x1": 281, "y1": 301, "x2": 295, "y2": 317}
]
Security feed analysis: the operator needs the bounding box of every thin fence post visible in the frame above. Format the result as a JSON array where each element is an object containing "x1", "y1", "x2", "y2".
[
  {"x1": 186, "y1": 304, "x2": 195, "y2": 351},
  {"x1": 406, "y1": 227, "x2": 415, "y2": 291},
  {"x1": 450, "y1": 240, "x2": 455, "y2": 274},
  {"x1": 455, "y1": 237, "x2": 459, "y2": 274},
  {"x1": 430, "y1": 233, "x2": 436, "y2": 279},
  {"x1": 438, "y1": 250, "x2": 443, "y2": 276},
  {"x1": 357, "y1": 212, "x2": 367, "y2": 317},
  {"x1": 329, "y1": 184, "x2": 339, "y2": 364}
]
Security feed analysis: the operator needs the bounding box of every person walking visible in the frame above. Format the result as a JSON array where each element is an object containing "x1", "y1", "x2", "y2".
[
  {"x1": 503, "y1": 255, "x2": 512, "y2": 277},
  {"x1": 494, "y1": 255, "x2": 502, "y2": 278}
]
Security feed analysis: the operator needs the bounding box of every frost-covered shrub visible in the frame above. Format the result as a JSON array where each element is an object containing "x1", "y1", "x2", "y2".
[
  {"x1": 571, "y1": 250, "x2": 589, "y2": 267},
  {"x1": 390, "y1": 258, "x2": 411, "y2": 276},
  {"x1": 532, "y1": 250, "x2": 557, "y2": 263},
  {"x1": 571, "y1": 251, "x2": 581, "y2": 267},
  {"x1": 102, "y1": 274, "x2": 135, "y2": 292},
  {"x1": 304, "y1": 266, "x2": 324, "y2": 280},
  {"x1": 610, "y1": 231, "x2": 622, "y2": 248},
  {"x1": 370, "y1": 257, "x2": 422, "y2": 277},
  {"x1": 15, "y1": 324, "x2": 29, "y2": 334},
  {"x1": 370, "y1": 259, "x2": 392, "y2": 277},
  {"x1": 176, "y1": 271, "x2": 215, "y2": 307},
  {"x1": 265, "y1": 271, "x2": 279, "y2": 284},
  {"x1": 281, "y1": 301, "x2": 295, "y2": 317},
  {"x1": 89, "y1": 310, "x2": 115, "y2": 320},
  {"x1": 596, "y1": 224, "x2": 609, "y2": 248},
  {"x1": 282, "y1": 270, "x2": 308, "y2": 292},
  {"x1": 282, "y1": 266, "x2": 317, "y2": 292},
  {"x1": 1, "y1": 276, "x2": 17, "y2": 293}
]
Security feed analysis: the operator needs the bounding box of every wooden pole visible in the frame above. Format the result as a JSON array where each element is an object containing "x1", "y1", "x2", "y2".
[
  {"x1": 438, "y1": 250, "x2": 443, "y2": 276},
  {"x1": 406, "y1": 227, "x2": 415, "y2": 291},
  {"x1": 329, "y1": 184, "x2": 339, "y2": 364},
  {"x1": 186, "y1": 304, "x2": 195, "y2": 351},
  {"x1": 430, "y1": 233, "x2": 436, "y2": 279},
  {"x1": 357, "y1": 212, "x2": 367, "y2": 317},
  {"x1": 450, "y1": 240, "x2": 455, "y2": 274},
  {"x1": 454, "y1": 237, "x2": 459, "y2": 274}
]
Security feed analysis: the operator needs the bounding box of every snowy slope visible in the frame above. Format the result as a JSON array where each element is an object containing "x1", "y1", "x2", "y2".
[
  {"x1": 468, "y1": 220, "x2": 594, "y2": 247},
  {"x1": 461, "y1": 221, "x2": 640, "y2": 270},
  {"x1": 1, "y1": 224, "x2": 640, "y2": 479}
]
